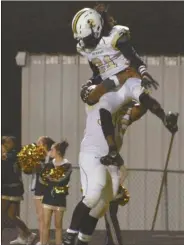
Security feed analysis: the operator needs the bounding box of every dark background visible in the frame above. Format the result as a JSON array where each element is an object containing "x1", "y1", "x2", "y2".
[{"x1": 2, "y1": 1, "x2": 184, "y2": 146}]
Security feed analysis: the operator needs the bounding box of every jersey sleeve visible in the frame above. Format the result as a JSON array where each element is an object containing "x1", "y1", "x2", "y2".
[
  {"x1": 111, "y1": 25, "x2": 131, "y2": 50},
  {"x1": 111, "y1": 25, "x2": 146, "y2": 72}
]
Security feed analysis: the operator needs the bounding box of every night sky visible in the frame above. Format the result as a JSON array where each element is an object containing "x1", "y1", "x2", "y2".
[{"x1": 2, "y1": 1, "x2": 184, "y2": 145}]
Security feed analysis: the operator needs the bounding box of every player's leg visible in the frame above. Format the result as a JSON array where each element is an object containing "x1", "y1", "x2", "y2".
[
  {"x1": 126, "y1": 77, "x2": 178, "y2": 133},
  {"x1": 75, "y1": 209, "x2": 100, "y2": 245},
  {"x1": 70, "y1": 155, "x2": 107, "y2": 230},
  {"x1": 104, "y1": 201, "x2": 123, "y2": 245},
  {"x1": 107, "y1": 165, "x2": 121, "y2": 199},
  {"x1": 75, "y1": 174, "x2": 113, "y2": 245},
  {"x1": 63, "y1": 153, "x2": 107, "y2": 245},
  {"x1": 99, "y1": 77, "x2": 178, "y2": 166},
  {"x1": 98, "y1": 86, "x2": 130, "y2": 166}
]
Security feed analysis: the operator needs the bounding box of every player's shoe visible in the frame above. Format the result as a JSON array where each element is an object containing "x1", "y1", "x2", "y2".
[
  {"x1": 63, "y1": 232, "x2": 78, "y2": 245},
  {"x1": 164, "y1": 112, "x2": 179, "y2": 134}
]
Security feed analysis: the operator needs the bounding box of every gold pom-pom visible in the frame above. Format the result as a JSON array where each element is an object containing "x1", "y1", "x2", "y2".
[
  {"x1": 41, "y1": 165, "x2": 65, "y2": 182},
  {"x1": 118, "y1": 186, "x2": 130, "y2": 206},
  {"x1": 17, "y1": 143, "x2": 46, "y2": 174},
  {"x1": 54, "y1": 185, "x2": 69, "y2": 194},
  {"x1": 49, "y1": 166, "x2": 65, "y2": 180}
]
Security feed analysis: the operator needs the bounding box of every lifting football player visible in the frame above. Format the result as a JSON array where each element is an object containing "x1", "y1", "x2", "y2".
[{"x1": 63, "y1": 85, "x2": 146, "y2": 245}]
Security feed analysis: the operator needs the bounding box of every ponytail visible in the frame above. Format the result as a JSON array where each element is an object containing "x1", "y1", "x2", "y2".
[{"x1": 55, "y1": 140, "x2": 69, "y2": 157}]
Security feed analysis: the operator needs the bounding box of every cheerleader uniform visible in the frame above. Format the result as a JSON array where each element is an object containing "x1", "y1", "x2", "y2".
[
  {"x1": 31, "y1": 155, "x2": 51, "y2": 200},
  {"x1": 40, "y1": 159, "x2": 72, "y2": 211},
  {"x1": 2, "y1": 149, "x2": 24, "y2": 202}
]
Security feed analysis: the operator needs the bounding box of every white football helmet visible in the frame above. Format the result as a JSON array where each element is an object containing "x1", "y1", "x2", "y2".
[{"x1": 72, "y1": 8, "x2": 104, "y2": 47}]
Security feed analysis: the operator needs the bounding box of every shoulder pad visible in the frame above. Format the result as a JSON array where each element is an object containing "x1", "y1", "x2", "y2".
[{"x1": 111, "y1": 25, "x2": 130, "y2": 50}]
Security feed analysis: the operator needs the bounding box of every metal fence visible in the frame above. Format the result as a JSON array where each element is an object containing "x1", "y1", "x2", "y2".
[
  {"x1": 19, "y1": 54, "x2": 184, "y2": 231},
  {"x1": 20, "y1": 167, "x2": 184, "y2": 231}
]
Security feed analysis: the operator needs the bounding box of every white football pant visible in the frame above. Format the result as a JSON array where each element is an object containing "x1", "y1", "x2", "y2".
[
  {"x1": 79, "y1": 152, "x2": 120, "y2": 218},
  {"x1": 99, "y1": 77, "x2": 145, "y2": 113}
]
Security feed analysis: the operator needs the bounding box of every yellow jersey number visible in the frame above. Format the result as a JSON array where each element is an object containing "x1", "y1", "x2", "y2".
[{"x1": 91, "y1": 55, "x2": 117, "y2": 74}]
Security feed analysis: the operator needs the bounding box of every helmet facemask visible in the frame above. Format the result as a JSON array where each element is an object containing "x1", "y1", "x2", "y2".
[{"x1": 82, "y1": 22, "x2": 102, "y2": 49}]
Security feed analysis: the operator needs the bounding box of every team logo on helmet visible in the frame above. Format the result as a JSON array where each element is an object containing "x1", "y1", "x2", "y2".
[{"x1": 87, "y1": 19, "x2": 96, "y2": 28}]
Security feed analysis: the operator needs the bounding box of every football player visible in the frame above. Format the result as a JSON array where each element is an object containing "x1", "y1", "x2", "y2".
[
  {"x1": 63, "y1": 84, "x2": 122, "y2": 245},
  {"x1": 72, "y1": 4, "x2": 178, "y2": 166},
  {"x1": 63, "y1": 85, "x2": 146, "y2": 245}
]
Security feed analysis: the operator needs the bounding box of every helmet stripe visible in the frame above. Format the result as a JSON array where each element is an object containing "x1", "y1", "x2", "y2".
[{"x1": 72, "y1": 9, "x2": 88, "y2": 34}]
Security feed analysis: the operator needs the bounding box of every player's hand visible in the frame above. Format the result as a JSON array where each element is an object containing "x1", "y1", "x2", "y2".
[
  {"x1": 141, "y1": 72, "x2": 159, "y2": 90},
  {"x1": 80, "y1": 80, "x2": 92, "y2": 103},
  {"x1": 80, "y1": 81, "x2": 97, "y2": 106},
  {"x1": 100, "y1": 152, "x2": 124, "y2": 167}
]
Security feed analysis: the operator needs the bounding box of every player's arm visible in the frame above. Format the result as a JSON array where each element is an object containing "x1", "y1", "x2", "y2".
[
  {"x1": 115, "y1": 28, "x2": 159, "y2": 90},
  {"x1": 80, "y1": 61, "x2": 107, "y2": 105},
  {"x1": 88, "y1": 61, "x2": 102, "y2": 85},
  {"x1": 81, "y1": 75, "x2": 120, "y2": 105}
]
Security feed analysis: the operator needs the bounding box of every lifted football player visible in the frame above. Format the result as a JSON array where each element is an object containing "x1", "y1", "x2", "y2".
[{"x1": 72, "y1": 5, "x2": 178, "y2": 167}]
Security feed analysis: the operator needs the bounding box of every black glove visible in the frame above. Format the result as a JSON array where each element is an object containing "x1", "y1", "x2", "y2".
[
  {"x1": 100, "y1": 153, "x2": 124, "y2": 167},
  {"x1": 80, "y1": 81, "x2": 97, "y2": 106},
  {"x1": 80, "y1": 80, "x2": 92, "y2": 103},
  {"x1": 100, "y1": 146, "x2": 124, "y2": 167},
  {"x1": 141, "y1": 72, "x2": 159, "y2": 90},
  {"x1": 164, "y1": 112, "x2": 179, "y2": 134},
  {"x1": 139, "y1": 65, "x2": 159, "y2": 90}
]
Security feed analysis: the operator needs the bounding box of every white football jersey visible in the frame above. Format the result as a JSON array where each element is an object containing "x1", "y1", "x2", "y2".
[
  {"x1": 80, "y1": 102, "x2": 127, "y2": 156},
  {"x1": 80, "y1": 103, "x2": 108, "y2": 156},
  {"x1": 77, "y1": 25, "x2": 130, "y2": 80}
]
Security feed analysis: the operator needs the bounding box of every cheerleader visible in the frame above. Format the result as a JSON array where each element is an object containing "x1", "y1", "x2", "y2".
[
  {"x1": 40, "y1": 140, "x2": 72, "y2": 245},
  {"x1": 1, "y1": 136, "x2": 36, "y2": 245},
  {"x1": 32, "y1": 136, "x2": 55, "y2": 245}
]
